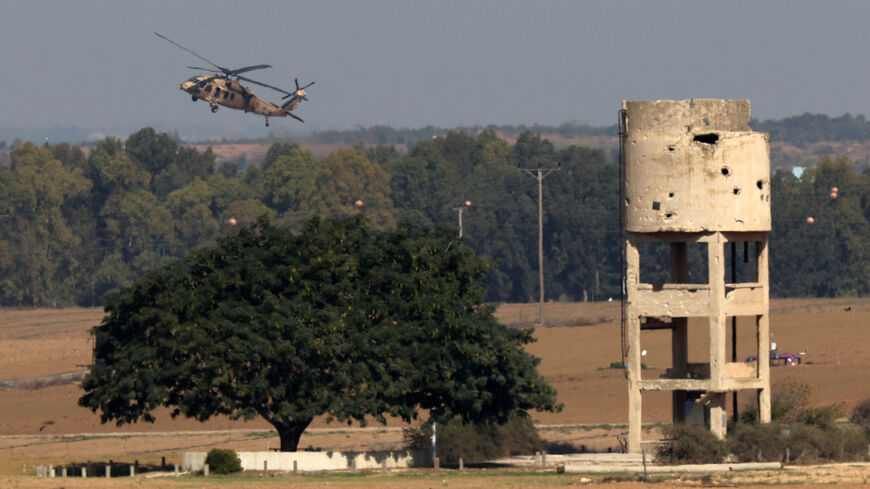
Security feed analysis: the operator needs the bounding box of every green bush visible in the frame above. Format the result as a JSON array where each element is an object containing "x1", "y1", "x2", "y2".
[
  {"x1": 403, "y1": 415, "x2": 543, "y2": 464},
  {"x1": 204, "y1": 448, "x2": 242, "y2": 474},
  {"x1": 656, "y1": 423, "x2": 725, "y2": 465},
  {"x1": 798, "y1": 403, "x2": 843, "y2": 429},
  {"x1": 851, "y1": 397, "x2": 870, "y2": 432},
  {"x1": 727, "y1": 422, "x2": 787, "y2": 462},
  {"x1": 786, "y1": 424, "x2": 867, "y2": 464}
]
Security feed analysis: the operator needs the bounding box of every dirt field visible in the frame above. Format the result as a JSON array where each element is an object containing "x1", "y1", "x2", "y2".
[
  {"x1": 3, "y1": 467, "x2": 870, "y2": 489},
  {"x1": 1, "y1": 298, "x2": 869, "y2": 484}
]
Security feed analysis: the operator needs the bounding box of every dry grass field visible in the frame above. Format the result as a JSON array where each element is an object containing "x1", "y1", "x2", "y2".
[{"x1": 1, "y1": 298, "x2": 869, "y2": 485}]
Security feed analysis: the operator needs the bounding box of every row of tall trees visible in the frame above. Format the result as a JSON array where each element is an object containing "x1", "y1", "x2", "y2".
[{"x1": 2, "y1": 127, "x2": 870, "y2": 307}]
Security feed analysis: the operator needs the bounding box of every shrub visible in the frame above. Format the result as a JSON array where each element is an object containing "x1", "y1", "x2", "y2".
[
  {"x1": 798, "y1": 403, "x2": 843, "y2": 429},
  {"x1": 737, "y1": 379, "x2": 812, "y2": 425},
  {"x1": 727, "y1": 422, "x2": 787, "y2": 462},
  {"x1": 851, "y1": 397, "x2": 870, "y2": 432},
  {"x1": 403, "y1": 414, "x2": 543, "y2": 464},
  {"x1": 656, "y1": 423, "x2": 725, "y2": 465},
  {"x1": 786, "y1": 424, "x2": 867, "y2": 464},
  {"x1": 204, "y1": 448, "x2": 242, "y2": 474},
  {"x1": 770, "y1": 378, "x2": 811, "y2": 423}
]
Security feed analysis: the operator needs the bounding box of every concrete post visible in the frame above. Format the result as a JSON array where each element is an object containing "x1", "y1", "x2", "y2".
[
  {"x1": 203, "y1": 464, "x2": 208, "y2": 476},
  {"x1": 81, "y1": 466, "x2": 86, "y2": 478},
  {"x1": 130, "y1": 464, "x2": 135, "y2": 477},
  {"x1": 61, "y1": 467, "x2": 67, "y2": 477},
  {"x1": 106, "y1": 464, "x2": 111, "y2": 478},
  {"x1": 709, "y1": 393, "x2": 727, "y2": 439},
  {"x1": 671, "y1": 243, "x2": 689, "y2": 422}
]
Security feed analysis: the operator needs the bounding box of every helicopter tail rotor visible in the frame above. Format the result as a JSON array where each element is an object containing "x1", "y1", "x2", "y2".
[{"x1": 282, "y1": 78, "x2": 315, "y2": 101}]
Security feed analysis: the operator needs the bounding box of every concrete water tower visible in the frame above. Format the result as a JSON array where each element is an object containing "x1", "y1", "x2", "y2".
[{"x1": 620, "y1": 99, "x2": 771, "y2": 453}]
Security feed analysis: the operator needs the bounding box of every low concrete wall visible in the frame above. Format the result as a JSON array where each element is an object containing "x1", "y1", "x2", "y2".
[{"x1": 183, "y1": 449, "x2": 429, "y2": 472}]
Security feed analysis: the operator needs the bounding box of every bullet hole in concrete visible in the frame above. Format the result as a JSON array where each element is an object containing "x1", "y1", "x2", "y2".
[
  {"x1": 721, "y1": 166, "x2": 731, "y2": 176},
  {"x1": 625, "y1": 198, "x2": 631, "y2": 206},
  {"x1": 733, "y1": 187, "x2": 741, "y2": 195},
  {"x1": 652, "y1": 201, "x2": 661, "y2": 210},
  {"x1": 694, "y1": 133, "x2": 719, "y2": 144},
  {"x1": 757, "y1": 180, "x2": 764, "y2": 190},
  {"x1": 667, "y1": 145, "x2": 676, "y2": 152},
  {"x1": 703, "y1": 117, "x2": 710, "y2": 126},
  {"x1": 665, "y1": 212, "x2": 674, "y2": 219},
  {"x1": 669, "y1": 192, "x2": 675, "y2": 198}
]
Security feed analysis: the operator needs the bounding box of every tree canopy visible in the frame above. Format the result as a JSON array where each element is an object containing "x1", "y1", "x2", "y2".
[
  {"x1": 79, "y1": 216, "x2": 559, "y2": 451},
  {"x1": 6, "y1": 126, "x2": 870, "y2": 306}
]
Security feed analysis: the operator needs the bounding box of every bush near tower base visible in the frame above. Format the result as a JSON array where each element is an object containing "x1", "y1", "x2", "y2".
[
  {"x1": 204, "y1": 448, "x2": 241, "y2": 474},
  {"x1": 656, "y1": 424, "x2": 726, "y2": 464}
]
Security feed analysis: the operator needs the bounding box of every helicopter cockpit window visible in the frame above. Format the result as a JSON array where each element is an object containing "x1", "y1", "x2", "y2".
[
  {"x1": 204, "y1": 85, "x2": 212, "y2": 92},
  {"x1": 187, "y1": 76, "x2": 199, "y2": 82},
  {"x1": 230, "y1": 93, "x2": 235, "y2": 100},
  {"x1": 196, "y1": 80, "x2": 207, "y2": 88},
  {"x1": 214, "y1": 87, "x2": 222, "y2": 98}
]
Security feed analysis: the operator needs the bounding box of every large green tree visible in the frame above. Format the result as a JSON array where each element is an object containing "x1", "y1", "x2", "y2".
[
  {"x1": 79, "y1": 216, "x2": 558, "y2": 451},
  {"x1": 0, "y1": 142, "x2": 91, "y2": 305}
]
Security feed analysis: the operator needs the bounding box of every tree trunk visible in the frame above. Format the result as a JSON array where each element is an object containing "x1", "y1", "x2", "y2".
[{"x1": 275, "y1": 419, "x2": 312, "y2": 452}]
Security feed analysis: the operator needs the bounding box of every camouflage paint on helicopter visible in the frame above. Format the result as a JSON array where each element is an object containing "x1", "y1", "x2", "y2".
[{"x1": 156, "y1": 32, "x2": 314, "y2": 127}]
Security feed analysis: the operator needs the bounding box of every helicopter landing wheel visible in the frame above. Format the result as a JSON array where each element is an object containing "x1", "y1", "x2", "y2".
[
  {"x1": 210, "y1": 104, "x2": 219, "y2": 113},
  {"x1": 191, "y1": 95, "x2": 198, "y2": 102}
]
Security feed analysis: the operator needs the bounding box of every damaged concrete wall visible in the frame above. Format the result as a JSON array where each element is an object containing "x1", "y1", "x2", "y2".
[{"x1": 623, "y1": 99, "x2": 771, "y2": 233}]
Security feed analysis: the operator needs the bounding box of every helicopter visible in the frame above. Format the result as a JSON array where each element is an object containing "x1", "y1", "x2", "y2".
[{"x1": 155, "y1": 32, "x2": 314, "y2": 126}]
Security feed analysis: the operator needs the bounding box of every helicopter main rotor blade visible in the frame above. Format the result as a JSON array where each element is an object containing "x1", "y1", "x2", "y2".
[
  {"x1": 155, "y1": 32, "x2": 228, "y2": 74},
  {"x1": 287, "y1": 112, "x2": 305, "y2": 123},
  {"x1": 237, "y1": 75, "x2": 293, "y2": 97},
  {"x1": 230, "y1": 64, "x2": 272, "y2": 75},
  {"x1": 188, "y1": 66, "x2": 222, "y2": 73}
]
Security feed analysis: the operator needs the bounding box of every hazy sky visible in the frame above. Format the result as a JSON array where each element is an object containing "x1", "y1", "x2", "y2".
[{"x1": 3, "y1": 1, "x2": 870, "y2": 139}]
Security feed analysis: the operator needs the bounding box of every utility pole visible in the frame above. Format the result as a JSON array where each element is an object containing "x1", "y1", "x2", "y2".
[
  {"x1": 453, "y1": 200, "x2": 471, "y2": 237},
  {"x1": 520, "y1": 162, "x2": 560, "y2": 326}
]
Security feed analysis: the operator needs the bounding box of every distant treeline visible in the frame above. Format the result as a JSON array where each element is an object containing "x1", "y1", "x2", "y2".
[
  {"x1": 752, "y1": 113, "x2": 870, "y2": 144},
  {"x1": 296, "y1": 113, "x2": 870, "y2": 148},
  {"x1": 4, "y1": 112, "x2": 870, "y2": 151},
  {"x1": 299, "y1": 122, "x2": 618, "y2": 147},
  {"x1": 1, "y1": 127, "x2": 870, "y2": 307}
]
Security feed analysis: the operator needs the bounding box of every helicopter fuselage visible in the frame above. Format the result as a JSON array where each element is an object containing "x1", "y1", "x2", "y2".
[
  {"x1": 181, "y1": 75, "x2": 290, "y2": 116},
  {"x1": 156, "y1": 32, "x2": 309, "y2": 125}
]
